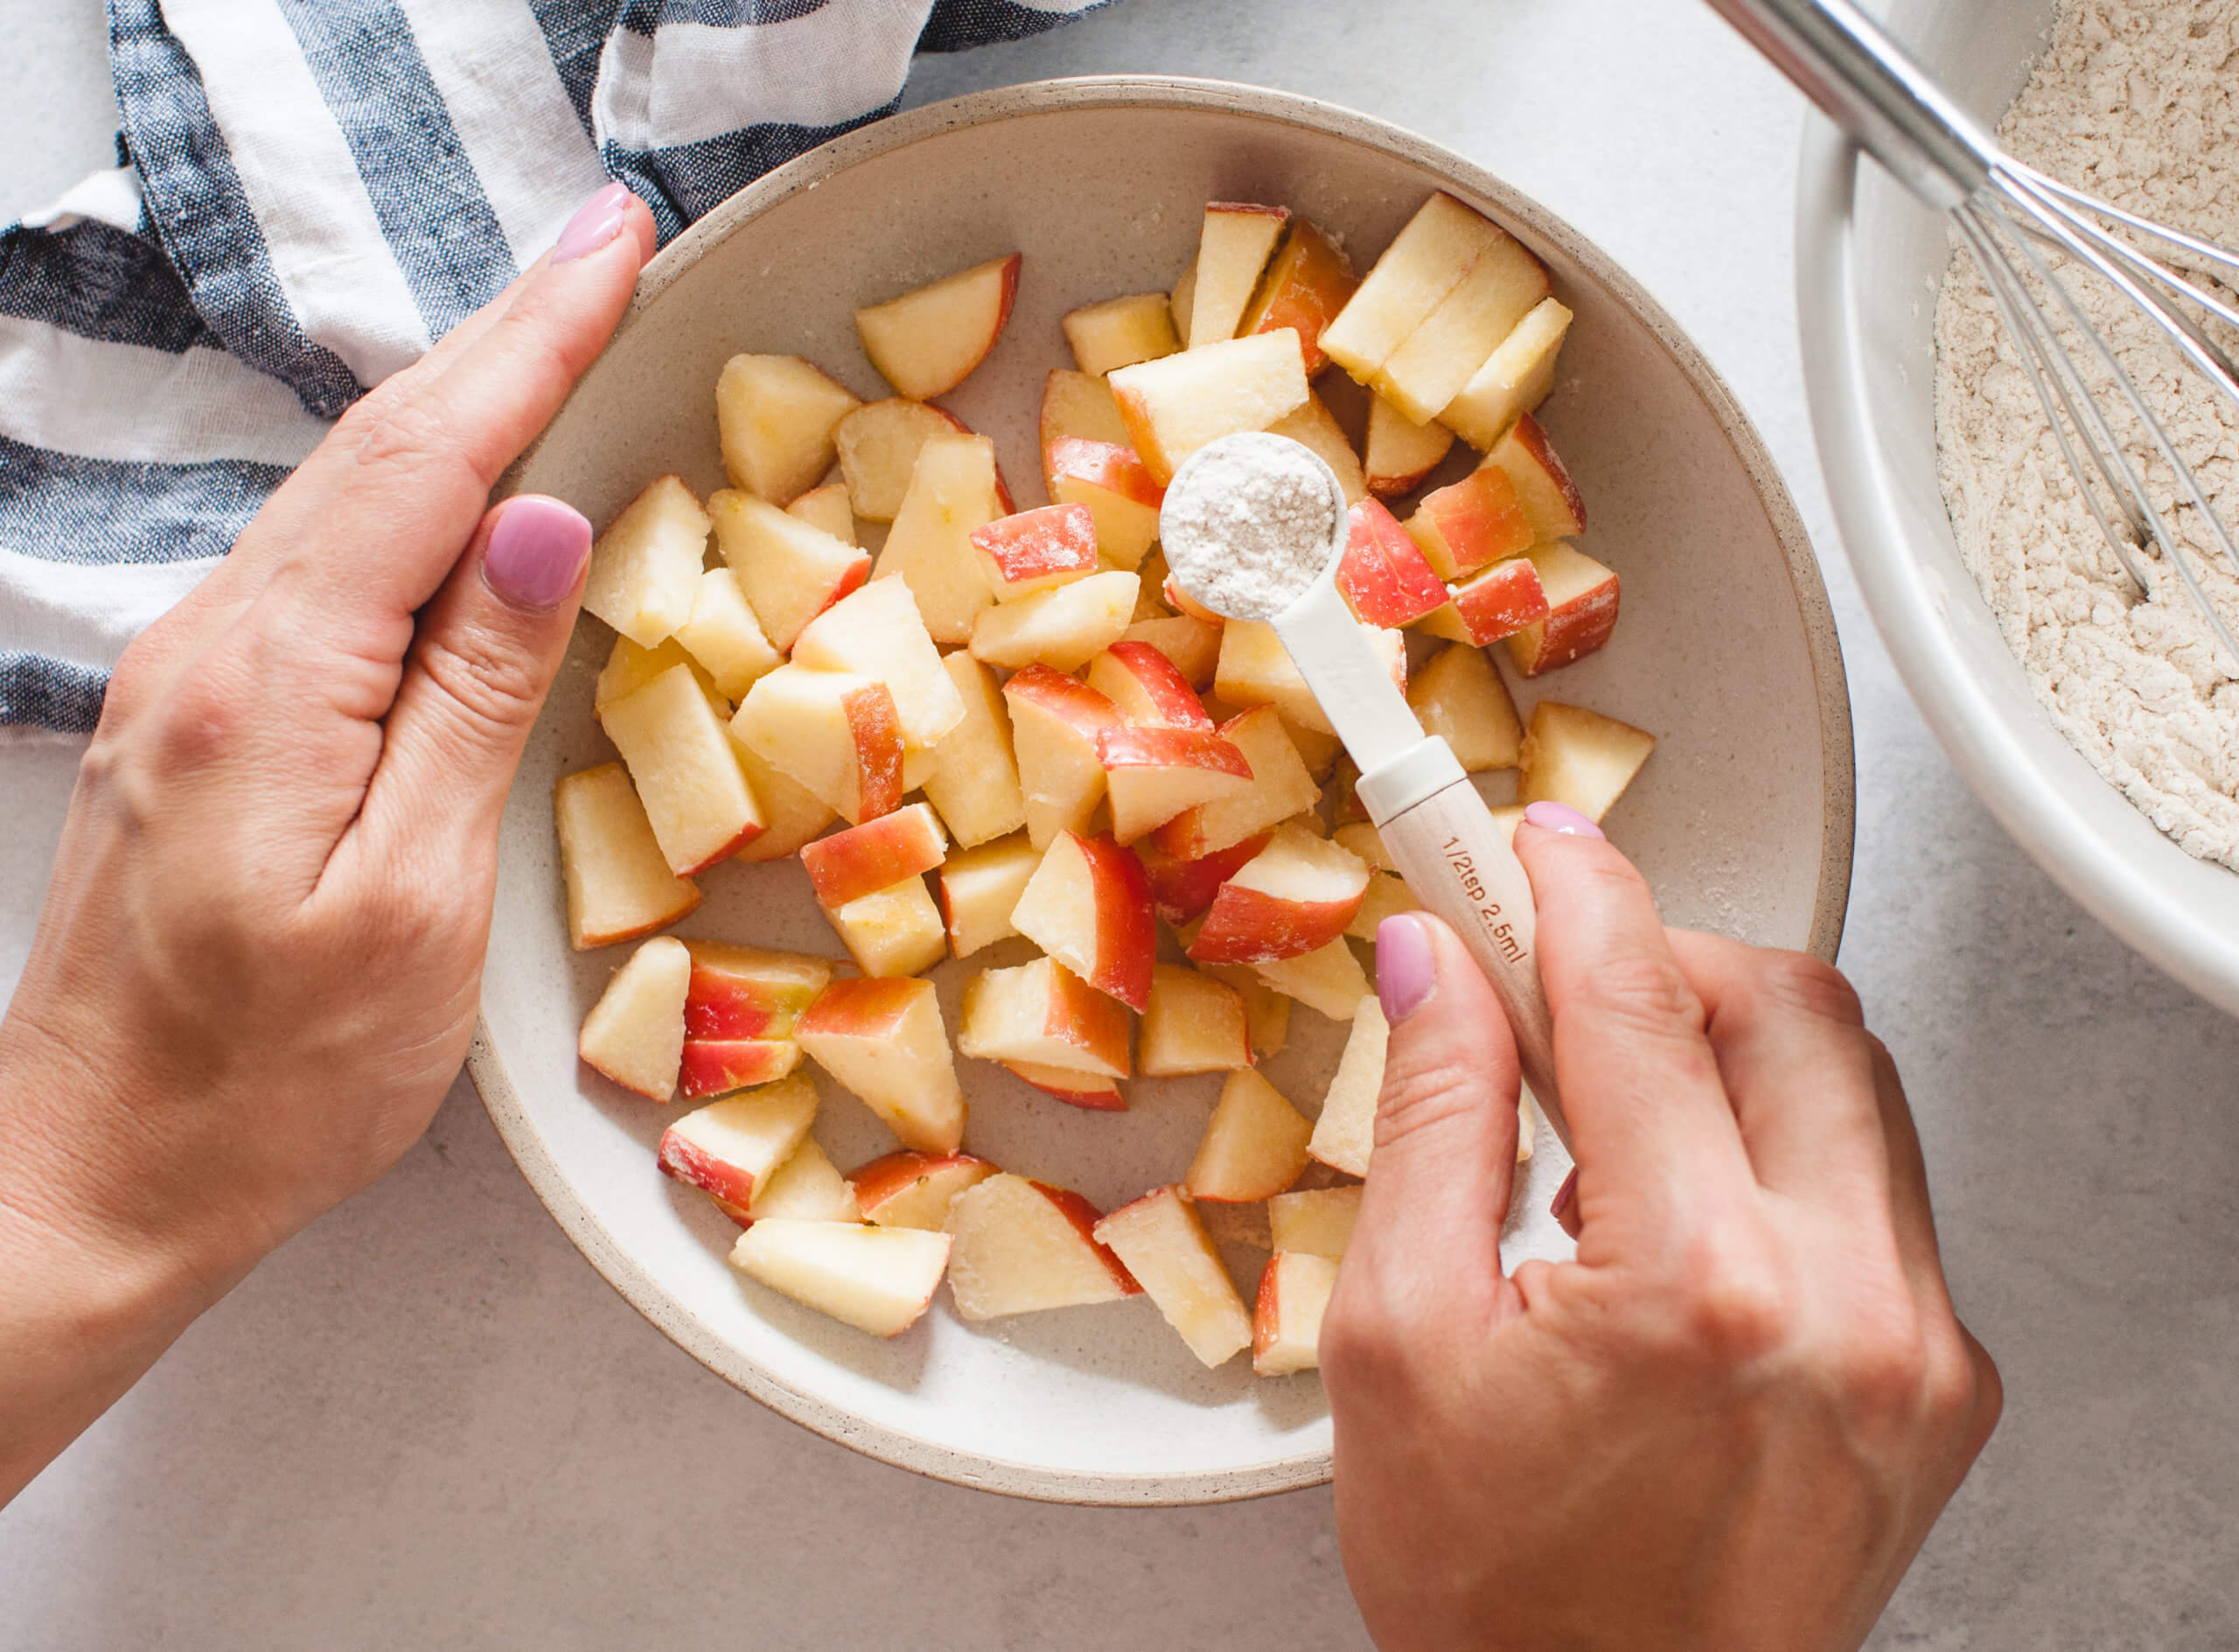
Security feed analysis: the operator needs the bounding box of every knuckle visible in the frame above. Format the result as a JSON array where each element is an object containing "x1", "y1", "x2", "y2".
[
  {"x1": 1838, "y1": 1320, "x2": 1932, "y2": 1424},
  {"x1": 414, "y1": 620, "x2": 548, "y2": 744},
  {"x1": 1668, "y1": 1226, "x2": 1792, "y2": 1365},
  {"x1": 1372, "y1": 1046, "x2": 1497, "y2": 1157},
  {"x1": 338, "y1": 387, "x2": 482, "y2": 501},
  {"x1": 1747, "y1": 950, "x2": 1866, "y2": 1028},
  {"x1": 1572, "y1": 948, "x2": 1707, "y2": 1045}
]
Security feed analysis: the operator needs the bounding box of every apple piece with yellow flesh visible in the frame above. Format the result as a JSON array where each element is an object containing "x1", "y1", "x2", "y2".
[
  {"x1": 1308, "y1": 995, "x2": 1387, "y2": 1175},
  {"x1": 959, "y1": 956, "x2": 1132, "y2": 1078},
  {"x1": 833, "y1": 398, "x2": 970, "y2": 522},
  {"x1": 1046, "y1": 437, "x2": 1163, "y2": 570},
  {"x1": 1108, "y1": 329, "x2": 1311, "y2": 485},
  {"x1": 1252, "y1": 1251, "x2": 1339, "y2": 1377},
  {"x1": 1136, "y1": 831, "x2": 1269, "y2": 924},
  {"x1": 733, "y1": 666, "x2": 905, "y2": 826},
  {"x1": 854, "y1": 253, "x2": 1021, "y2": 400},
  {"x1": 1375, "y1": 224, "x2": 1549, "y2": 423},
  {"x1": 972, "y1": 503, "x2": 1101, "y2": 601},
  {"x1": 1009, "y1": 830, "x2": 1157, "y2": 1011},
  {"x1": 1346, "y1": 871, "x2": 1421, "y2": 942},
  {"x1": 1139, "y1": 964, "x2": 1252, "y2": 1076},
  {"x1": 1117, "y1": 615, "x2": 1222, "y2": 691},
  {"x1": 659, "y1": 1072, "x2": 820, "y2": 1205},
  {"x1": 1419, "y1": 554, "x2": 1550, "y2": 646},
  {"x1": 582, "y1": 475, "x2": 708, "y2": 648},
  {"x1": 1185, "y1": 202, "x2": 1291, "y2": 350},
  {"x1": 673, "y1": 568, "x2": 781, "y2": 701},
  {"x1": 577, "y1": 936, "x2": 691, "y2": 1100},
  {"x1": 1256, "y1": 939, "x2": 1371, "y2": 1023},
  {"x1": 920, "y1": 653, "x2": 1027, "y2": 849},
  {"x1": 875, "y1": 431, "x2": 1005, "y2": 644},
  {"x1": 682, "y1": 940, "x2": 832, "y2": 1041},
  {"x1": 1093, "y1": 1186, "x2": 1253, "y2": 1368},
  {"x1": 800, "y1": 801, "x2": 948, "y2": 910},
  {"x1": 1336, "y1": 496, "x2": 1449, "y2": 628},
  {"x1": 825, "y1": 875, "x2": 948, "y2": 979},
  {"x1": 555, "y1": 763, "x2": 701, "y2": 949},
  {"x1": 1062, "y1": 291, "x2": 1181, "y2": 376},
  {"x1": 1151, "y1": 704, "x2": 1320, "y2": 861},
  {"x1": 1086, "y1": 639, "x2": 1214, "y2": 729},
  {"x1": 1364, "y1": 391, "x2": 1455, "y2": 498},
  {"x1": 1214, "y1": 617, "x2": 1405, "y2": 738},
  {"x1": 730, "y1": 742, "x2": 839, "y2": 864},
  {"x1": 594, "y1": 635, "x2": 717, "y2": 721},
  {"x1": 1442, "y1": 295, "x2": 1574, "y2": 450},
  {"x1": 1321, "y1": 192, "x2": 1511, "y2": 384},
  {"x1": 937, "y1": 833, "x2": 1040, "y2": 958},
  {"x1": 1238, "y1": 216, "x2": 1359, "y2": 376},
  {"x1": 730, "y1": 1219, "x2": 950, "y2": 1338},
  {"x1": 678, "y1": 1036, "x2": 802, "y2": 1099},
  {"x1": 1518, "y1": 701, "x2": 1656, "y2": 822},
  {"x1": 1481, "y1": 412, "x2": 1587, "y2": 541},
  {"x1": 943, "y1": 1173, "x2": 1139, "y2": 1321},
  {"x1": 740, "y1": 1138, "x2": 861, "y2": 1226},
  {"x1": 1006, "y1": 1059, "x2": 1126, "y2": 1112},
  {"x1": 850, "y1": 1150, "x2": 1000, "y2": 1231},
  {"x1": 1409, "y1": 642, "x2": 1524, "y2": 773},
  {"x1": 1189, "y1": 822, "x2": 1371, "y2": 965},
  {"x1": 715, "y1": 354, "x2": 861, "y2": 506},
  {"x1": 789, "y1": 575, "x2": 966, "y2": 754},
  {"x1": 1264, "y1": 392, "x2": 1367, "y2": 505},
  {"x1": 1404, "y1": 465, "x2": 1535, "y2": 581},
  {"x1": 967, "y1": 568, "x2": 1139, "y2": 674},
  {"x1": 1097, "y1": 723, "x2": 1254, "y2": 845},
  {"x1": 1187, "y1": 1068, "x2": 1313, "y2": 1202},
  {"x1": 1001, "y1": 666, "x2": 1120, "y2": 849},
  {"x1": 601, "y1": 664, "x2": 765, "y2": 875},
  {"x1": 1268, "y1": 1186, "x2": 1362, "y2": 1259},
  {"x1": 708, "y1": 489, "x2": 871, "y2": 653},
  {"x1": 796, "y1": 976, "x2": 966, "y2": 1154},
  {"x1": 1331, "y1": 821, "x2": 1394, "y2": 872},
  {"x1": 786, "y1": 478, "x2": 857, "y2": 544},
  {"x1": 1502, "y1": 540, "x2": 1621, "y2": 677},
  {"x1": 1199, "y1": 961, "x2": 1292, "y2": 1059},
  {"x1": 1039, "y1": 369, "x2": 1131, "y2": 494}
]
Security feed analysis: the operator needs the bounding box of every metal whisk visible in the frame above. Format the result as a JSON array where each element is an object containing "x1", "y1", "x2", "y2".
[{"x1": 1711, "y1": 0, "x2": 2239, "y2": 673}]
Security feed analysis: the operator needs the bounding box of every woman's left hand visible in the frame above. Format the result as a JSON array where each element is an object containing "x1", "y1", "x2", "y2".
[{"x1": 0, "y1": 182, "x2": 655, "y2": 1502}]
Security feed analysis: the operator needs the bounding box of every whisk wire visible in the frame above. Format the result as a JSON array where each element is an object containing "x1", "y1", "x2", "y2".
[{"x1": 2014, "y1": 164, "x2": 2239, "y2": 289}]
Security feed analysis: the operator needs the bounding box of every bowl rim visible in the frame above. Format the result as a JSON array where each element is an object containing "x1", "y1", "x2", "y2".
[
  {"x1": 1795, "y1": 122, "x2": 2239, "y2": 1016},
  {"x1": 471, "y1": 73, "x2": 1857, "y2": 1506}
]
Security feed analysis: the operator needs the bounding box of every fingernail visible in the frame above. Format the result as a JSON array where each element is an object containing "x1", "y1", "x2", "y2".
[
  {"x1": 484, "y1": 497, "x2": 591, "y2": 610},
  {"x1": 1376, "y1": 913, "x2": 1436, "y2": 1022},
  {"x1": 1551, "y1": 1167, "x2": 1581, "y2": 1238},
  {"x1": 1523, "y1": 799, "x2": 1606, "y2": 840},
  {"x1": 553, "y1": 182, "x2": 633, "y2": 264}
]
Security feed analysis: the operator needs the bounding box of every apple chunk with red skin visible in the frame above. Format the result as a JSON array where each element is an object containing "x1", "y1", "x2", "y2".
[
  {"x1": 799, "y1": 801, "x2": 948, "y2": 910},
  {"x1": 678, "y1": 1035, "x2": 802, "y2": 1100},
  {"x1": 1189, "y1": 820, "x2": 1370, "y2": 965},
  {"x1": 854, "y1": 253, "x2": 1020, "y2": 401},
  {"x1": 1009, "y1": 830, "x2": 1156, "y2": 1012},
  {"x1": 943, "y1": 1173, "x2": 1140, "y2": 1321},
  {"x1": 1187, "y1": 1068, "x2": 1314, "y2": 1201},
  {"x1": 1001, "y1": 665, "x2": 1121, "y2": 850},
  {"x1": 1096, "y1": 723, "x2": 1253, "y2": 846},
  {"x1": 680, "y1": 938, "x2": 831, "y2": 1041},
  {"x1": 1238, "y1": 216, "x2": 1359, "y2": 376},
  {"x1": 1363, "y1": 391, "x2": 1454, "y2": 498},
  {"x1": 554, "y1": 763, "x2": 701, "y2": 950},
  {"x1": 1039, "y1": 371, "x2": 1130, "y2": 495},
  {"x1": 795, "y1": 976, "x2": 966, "y2": 1154},
  {"x1": 959, "y1": 956, "x2": 1132, "y2": 1078},
  {"x1": 1481, "y1": 412, "x2": 1587, "y2": 541},
  {"x1": 1503, "y1": 540, "x2": 1621, "y2": 677},
  {"x1": 1134, "y1": 831, "x2": 1270, "y2": 924},
  {"x1": 1419, "y1": 554, "x2": 1550, "y2": 647},
  {"x1": 1118, "y1": 616, "x2": 1222, "y2": 692},
  {"x1": 1005, "y1": 1060, "x2": 1126, "y2": 1112},
  {"x1": 732, "y1": 666, "x2": 905, "y2": 826},
  {"x1": 1093, "y1": 1186, "x2": 1254, "y2": 1368},
  {"x1": 1085, "y1": 640, "x2": 1213, "y2": 730},
  {"x1": 1151, "y1": 704, "x2": 1321, "y2": 861},
  {"x1": 1253, "y1": 1251, "x2": 1339, "y2": 1377},
  {"x1": 658, "y1": 1072, "x2": 820, "y2": 1207},
  {"x1": 730, "y1": 1219, "x2": 951, "y2": 1339},
  {"x1": 1405, "y1": 464, "x2": 1535, "y2": 582},
  {"x1": 599, "y1": 663, "x2": 765, "y2": 875},
  {"x1": 971, "y1": 503, "x2": 1101, "y2": 601},
  {"x1": 833, "y1": 397, "x2": 970, "y2": 522},
  {"x1": 788, "y1": 575, "x2": 966, "y2": 755},
  {"x1": 850, "y1": 1150, "x2": 1000, "y2": 1231},
  {"x1": 1047, "y1": 437, "x2": 1163, "y2": 571},
  {"x1": 1336, "y1": 497, "x2": 1449, "y2": 628},
  {"x1": 578, "y1": 936, "x2": 691, "y2": 1101},
  {"x1": 1108, "y1": 328, "x2": 1311, "y2": 485}
]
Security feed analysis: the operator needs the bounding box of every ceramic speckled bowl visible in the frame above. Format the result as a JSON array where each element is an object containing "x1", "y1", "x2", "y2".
[{"x1": 475, "y1": 78, "x2": 1853, "y2": 1505}]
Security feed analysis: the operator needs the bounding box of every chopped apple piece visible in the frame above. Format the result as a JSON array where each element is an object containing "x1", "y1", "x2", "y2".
[
  {"x1": 708, "y1": 489, "x2": 871, "y2": 653},
  {"x1": 1265, "y1": 392, "x2": 1368, "y2": 504},
  {"x1": 1256, "y1": 938, "x2": 1371, "y2": 1022},
  {"x1": 577, "y1": 936, "x2": 691, "y2": 1100},
  {"x1": 1268, "y1": 1186, "x2": 1362, "y2": 1259},
  {"x1": 1063, "y1": 291, "x2": 1182, "y2": 376},
  {"x1": 582, "y1": 475, "x2": 708, "y2": 648},
  {"x1": 1086, "y1": 639, "x2": 1213, "y2": 729},
  {"x1": 1518, "y1": 701, "x2": 1656, "y2": 823},
  {"x1": 938, "y1": 833, "x2": 1041, "y2": 958},
  {"x1": 1481, "y1": 412, "x2": 1587, "y2": 541},
  {"x1": 1116, "y1": 615, "x2": 1222, "y2": 690},
  {"x1": 1322, "y1": 192, "x2": 1511, "y2": 384},
  {"x1": 1046, "y1": 437, "x2": 1163, "y2": 570},
  {"x1": 1308, "y1": 995, "x2": 1388, "y2": 1175},
  {"x1": 602, "y1": 664, "x2": 765, "y2": 875},
  {"x1": 959, "y1": 956, "x2": 1131, "y2": 1078},
  {"x1": 1005, "y1": 1060, "x2": 1126, "y2": 1112},
  {"x1": 1094, "y1": 1186, "x2": 1253, "y2": 1368},
  {"x1": 786, "y1": 478, "x2": 857, "y2": 544},
  {"x1": 1189, "y1": 822, "x2": 1371, "y2": 965},
  {"x1": 730, "y1": 741, "x2": 840, "y2": 863},
  {"x1": 943, "y1": 1174, "x2": 1138, "y2": 1321},
  {"x1": 1136, "y1": 831, "x2": 1269, "y2": 924},
  {"x1": 800, "y1": 802, "x2": 948, "y2": 910},
  {"x1": 825, "y1": 875, "x2": 948, "y2": 979},
  {"x1": 1139, "y1": 965, "x2": 1252, "y2": 1077},
  {"x1": 1151, "y1": 704, "x2": 1320, "y2": 860},
  {"x1": 1502, "y1": 540, "x2": 1621, "y2": 677},
  {"x1": 715, "y1": 354, "x2": 861, "y2": 505},
  {"x1": 659, "y1": 1073, "x2": 820, "y2": 1206},
  {"x1": 732, "y1": 666, "x2": 904, "y2": 826},
  {"x1": 1187, "y1": 1068, "x2": 1314, "y2": 1202},
  {"x1": 1238, "y1": 217, "x2": 1359, "y2": 376},
  {"x1": 1169, "y1": 258, "x2": 1198, "y2": 340},
  {"x1": 877, "y1": 431, "x2": 1005, "y2": 644},
  {"x1": 1002, "y1": 666, "x2": 1120, "y2": 849},
  {"x1": 1336, "y1": 497, "x2": 1448, "y2": 628},
  {"x1": 1346, "y1": 872, "x2": 1421, "y2": 942},
  {"x1": 851, "y1": 1150, "x2": 1000, "y2": 1231},
  {"x1": 972, "y1": 503, "x2": 1101, "y2": 601},
  {"x1": 1364, "y1": 391, "x2": 1455, "y2": 498},
  {"x1": 1109, "y1": 329, "x2": 1311, "y2": 485},
  {"x1": 555, "y1": 763, "x2": 701, "y2": 949},
  {"x1": 674, "y1": 568, "x2": 782, "y2": 701},
  {"x1": 833, "y1": 398, "x2": 970, "y2": 522},
  {"x1": 1200, "y1": 961, "x2": 1292, "y2": 1059},
  {"x1": 967, "y1": 568, "x2": 1138, "y2": 673},
  {"x1": 1405, "y1": 465, "x2": 1534, "y2": 581},
  {"x1": 1376, "y1": 224, "x2": 1549, "y2": 423},
  {"x1": 1097, "y1": 722, "x2": 1254, "y2": 845},
  {"x1": 1253, "y1": 1251, "x2": 1338, "y2": 1376},
  {"x1": 1214, "y1": 617, "x2": 1404, "y2": 737},
  {"x1": 1443, "y1": 295, "x2": 1574, "y2": 449},
  {"x1": 921, "y1": 652, "x2": 1027, "y2": 848},
  {"x1": 854, "y1": 253, "x2": 1021, "y2": 400},
  {"x1": 731, "y1": 1219, "x2": 950, "y2": 1337},
  {"x1": 1009, "y1": 830, "x2": 1156, "y2": 1011},
  {"x1": 594, "y1": 636, "x2": 716, "y2": 720},
  {"x1": 1332, "y1": 821, "x2": 1393, "y2": 871},
  {"x1": 796, "y1": 976, "x2": 965, "y2": 1154},
  {"x1": 1039, "y1": 370, "x2": 1131, "y2": 494},
  {"x1": 1186, "y1": 202, "x2": 1291, "y2": 349},
  {"x1": 744, "y1": 1138, "x2": 862, "y2": 1225},
  {"x1": 789, "y1": 575, "x2": 965, "y2": 754},
  {"x1": 682, "y1": 940, "x2": 832, "y2": 1040},
  {"x1": 1409, "y1": 641, "x2": 1524, "y2": 772},
  {"x1": 679, "y1": 1036, "x2": 802, "y2": 1100},
  {"x1": 1419, "y1": 555, "x2": 1550, "y2": 647}
]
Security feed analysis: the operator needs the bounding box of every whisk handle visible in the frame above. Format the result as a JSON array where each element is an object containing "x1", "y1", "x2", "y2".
[{"x1": 1705, "y1": 0, "x2": 1999, "y2": 209}]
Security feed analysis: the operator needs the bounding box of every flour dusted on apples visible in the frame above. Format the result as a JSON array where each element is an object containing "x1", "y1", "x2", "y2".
[
  {"x1": 1158, "y1": 432, "x2": 1343, "y2": 622},
  {"x1": 1933, "y1": 0, "x2": 2239, "y2": 869}
]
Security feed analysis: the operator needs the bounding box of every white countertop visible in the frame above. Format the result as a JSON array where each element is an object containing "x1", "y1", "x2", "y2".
[{"x1": 8, "y1": 3, "x2": 2239, "y2": 1645}]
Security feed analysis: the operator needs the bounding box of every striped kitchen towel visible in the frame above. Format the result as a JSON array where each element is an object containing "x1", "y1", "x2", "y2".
[{"x1": 0, "y1": 0, "x2": 1107, "y2": 735}]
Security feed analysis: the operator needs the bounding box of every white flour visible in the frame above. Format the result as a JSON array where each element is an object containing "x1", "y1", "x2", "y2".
[
  {"x1": 1158, "y1": 432, "x2": 1342, "y2": 621},
  {"x1": 1934, "y1": 0, "x2": 2239, "y2": 868}
]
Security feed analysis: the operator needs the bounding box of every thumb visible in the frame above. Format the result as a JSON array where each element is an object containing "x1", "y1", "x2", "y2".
[
  {"x1": 355, "y1": 494, "x2": 589, "y2": 866},
  {"x1": 1342, "y1": 912, "x2": 1523, "y2": 1331}
]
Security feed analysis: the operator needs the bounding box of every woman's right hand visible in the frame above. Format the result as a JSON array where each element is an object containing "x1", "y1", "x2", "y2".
[{"x1": 1322, "y1": 810, "x2": 2000, "y2": 1652}]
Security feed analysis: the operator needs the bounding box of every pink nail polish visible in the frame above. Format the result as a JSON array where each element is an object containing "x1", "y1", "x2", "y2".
[
  {"x1": 1376, "y1": 913, "x2": 1436, "y2": 1022},
  {"x1": 484, "y1": 497, "x2": 591, "y2": 610},
  {"x1": 1523, "y1": 799, "x2": 1606, "y2": 840},
  {"x1": 1551, "y1": 1167, "x2": 1581, "y2": 1238},
  {"x1": 553, "y1": 181, "x2": 632, "y2": 264}
]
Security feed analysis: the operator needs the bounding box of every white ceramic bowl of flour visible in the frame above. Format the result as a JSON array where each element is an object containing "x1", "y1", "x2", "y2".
[{"x1": 1798, "y1": 0, "x2": 2239, "y2": 1015}]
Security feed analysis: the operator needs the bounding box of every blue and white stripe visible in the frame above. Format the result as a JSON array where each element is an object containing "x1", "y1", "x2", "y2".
[{"x1": 2, "y1": 0, "x2": 1106, "y2": 733}]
